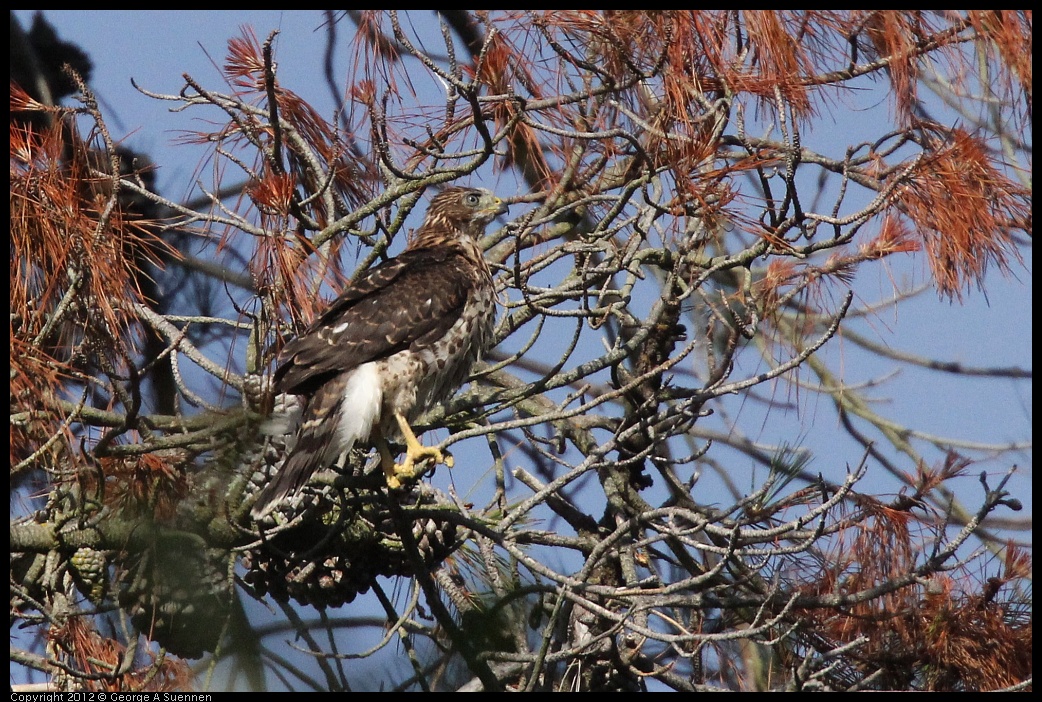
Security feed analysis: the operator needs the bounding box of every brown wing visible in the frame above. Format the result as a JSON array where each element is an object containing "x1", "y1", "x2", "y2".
[{"x1": 272, "y1": 246, "x2": 476, "y2": 396}]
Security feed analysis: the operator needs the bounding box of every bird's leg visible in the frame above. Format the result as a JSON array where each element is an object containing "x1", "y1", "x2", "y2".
[
  {"x1": 374, "y1": 434, "x2": 396, "y2": 482},
  {"x1": 384, "y1": 411, "x2": 453, "y2": 489}
]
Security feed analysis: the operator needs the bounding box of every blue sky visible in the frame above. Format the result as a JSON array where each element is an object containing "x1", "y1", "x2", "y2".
[
  {"x1": 13, "y1": 10, "x2": 1032, "y2": 691},
  {"x1": 17, "y1": 1, "x2": 1034, "y2": 581}
]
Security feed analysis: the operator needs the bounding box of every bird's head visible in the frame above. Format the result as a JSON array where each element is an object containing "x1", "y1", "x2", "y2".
[{"x1": 413, "y1": 186, "x2": 508, "y2": 247}]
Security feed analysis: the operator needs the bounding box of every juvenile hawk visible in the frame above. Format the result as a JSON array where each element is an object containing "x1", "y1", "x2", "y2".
[{"x1": 251, "y1": 187, "x2": 505, "y2": 518}]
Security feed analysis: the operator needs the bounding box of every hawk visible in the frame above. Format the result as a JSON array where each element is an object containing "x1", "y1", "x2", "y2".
[{"x1": 250, "y1": 187, "x2": 506, "y2": 518}]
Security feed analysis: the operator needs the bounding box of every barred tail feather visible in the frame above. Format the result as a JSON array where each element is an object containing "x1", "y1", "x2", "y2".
[
  {"x1": 250, "y1": 365, "x2": 382, "y2": 519},
  {"x1": 250, "y1": 390, "x2": 342, "y2": 518}
]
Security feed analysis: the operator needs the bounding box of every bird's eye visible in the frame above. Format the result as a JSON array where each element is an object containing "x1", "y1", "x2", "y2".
[{"x1": 464, "y1": 193, "x2": 481, "y2": 207}]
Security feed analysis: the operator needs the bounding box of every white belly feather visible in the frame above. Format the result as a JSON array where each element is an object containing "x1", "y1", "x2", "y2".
[{"x1": 337, "y1": 361, "x2": 383, "y2": 451}]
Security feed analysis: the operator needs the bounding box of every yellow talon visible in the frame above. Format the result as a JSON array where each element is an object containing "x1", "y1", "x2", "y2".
[{"x1": 380, "y1": 412, "x2": 453, "y2": 489}]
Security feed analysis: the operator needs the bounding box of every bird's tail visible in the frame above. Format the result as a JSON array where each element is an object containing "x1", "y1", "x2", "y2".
[
  {"x1": 250, "y1": 366, "x2": 382, "y2": 519},
  {"x1": 249, "y1": 379, "x2": 347, "y2": 518}
]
